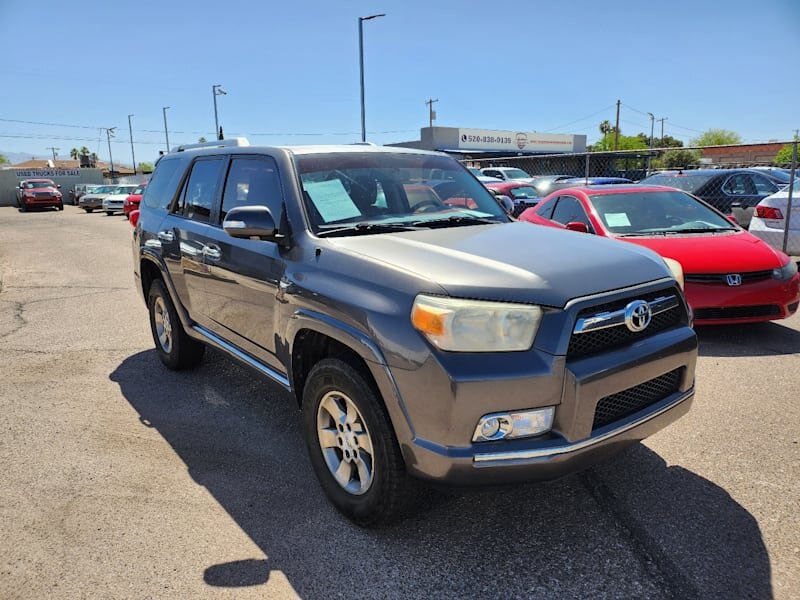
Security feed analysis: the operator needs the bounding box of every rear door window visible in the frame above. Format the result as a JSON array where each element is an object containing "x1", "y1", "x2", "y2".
[
  {"x1": 175, "y1": 158, "x2": 225, "y2": 222},
  {"x1": 750, "y1": 174, "x2": 779, "y2": 196}
]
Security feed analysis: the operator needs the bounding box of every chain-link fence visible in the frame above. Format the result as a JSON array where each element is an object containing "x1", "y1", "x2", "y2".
[{"x1": 464, "y1": 140, "x2": 799, "y2": 257}]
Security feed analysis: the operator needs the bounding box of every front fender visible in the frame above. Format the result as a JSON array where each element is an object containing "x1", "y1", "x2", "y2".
[{"x1": 286, "y1": 309, "x2": 417, "y2": 445}]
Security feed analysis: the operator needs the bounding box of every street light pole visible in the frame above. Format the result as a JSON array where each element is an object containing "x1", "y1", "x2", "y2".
[
  {"x1": 128, "y1": 114, "x2": 137, "y2": 175},
  {"x1": 162, "y1": 107, "x2": 170, "y2": 152},
  {"x1": 358, "y1": 13, "x2": 385, "y2": 142},
  {"x1": 212, "y1": 84, "x2": 227, "y2": 140},
  {"x1": 105, "y1": 127, "x2": 117, "y2": 180}
]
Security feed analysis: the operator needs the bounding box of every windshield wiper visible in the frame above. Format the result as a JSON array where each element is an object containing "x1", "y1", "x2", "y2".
[
  {"x1": 410, "y1": 215, "x2": 501, "y2": 228},
  {"x1": 316, "y1": 222, "x2": 421, "y2": 238},
  {"x1": 664, "y1": 227, "x2": 737, "y2": 234},
  {"x1": 617, "y1": 231, "x2": 668, "y2": 237}
]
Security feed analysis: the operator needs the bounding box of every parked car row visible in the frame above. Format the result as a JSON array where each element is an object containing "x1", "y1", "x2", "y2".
[{"x1": 78, "y1": 183, "x2": 146, "y2": 217}]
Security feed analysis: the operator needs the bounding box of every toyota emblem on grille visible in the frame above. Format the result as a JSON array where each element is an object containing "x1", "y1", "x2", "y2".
[
  {"x1": 726, "y1": 274, "x2": 742, "y2": 286},
  {"x1": 624, "y1": 300, "x2": 652, "y2": 332}
]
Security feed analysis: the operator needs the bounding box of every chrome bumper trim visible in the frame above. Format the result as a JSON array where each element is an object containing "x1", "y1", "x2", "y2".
[{"x1": 473, "y1": 389, "x2": 693, "y2": 465}]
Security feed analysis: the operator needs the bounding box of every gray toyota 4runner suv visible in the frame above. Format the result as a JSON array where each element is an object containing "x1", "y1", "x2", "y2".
[{"x1": 133, "y1": 139, "x2": 697, "y2": 526}]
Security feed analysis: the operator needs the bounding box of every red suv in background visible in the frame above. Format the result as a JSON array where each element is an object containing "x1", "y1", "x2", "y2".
[
  {"x1": 16, "y1": 179, "x2": 64, "y2": 211},
  {"x1": 123, "y1": 184, "x2": 147, "y2": 219}
]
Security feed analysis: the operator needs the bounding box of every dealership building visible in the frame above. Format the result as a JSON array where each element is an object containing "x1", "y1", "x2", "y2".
[{"x1": 389, "y1": 127, "x2": 587, "y2": 159}]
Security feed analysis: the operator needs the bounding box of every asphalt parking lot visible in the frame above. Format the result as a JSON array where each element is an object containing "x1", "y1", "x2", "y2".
[{"x1": 1, "y1": 205, "x2": 798, "y2": 599}]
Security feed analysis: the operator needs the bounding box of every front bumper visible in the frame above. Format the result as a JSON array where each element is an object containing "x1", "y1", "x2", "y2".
[
  {"x1": 686, "y1": 275, "x2": 800, "y2": 324},
  {"x1": 390, "y1": 324, "x2": 697, "y2": 485},
  {"x1": 22, "y1": 196, "x2": 61, "y2": 207},
  {"x1": 80, "y1": 198, "x2": 103, "y2": 209}
]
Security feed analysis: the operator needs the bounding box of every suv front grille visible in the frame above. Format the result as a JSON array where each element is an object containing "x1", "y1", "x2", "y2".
[
  {"x1": 567, "y1": 289, "x2": 685, "y2": 359},
  {"x1": 592, "y1": 368, "x2": 683, "y2": 430}
]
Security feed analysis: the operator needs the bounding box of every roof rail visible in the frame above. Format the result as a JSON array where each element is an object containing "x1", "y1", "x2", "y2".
[{"x1": 171, "y1": 137, "x2": 250, "y2": 153}]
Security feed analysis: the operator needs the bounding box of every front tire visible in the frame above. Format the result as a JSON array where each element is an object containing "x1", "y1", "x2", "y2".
[
  {"x1": 147, "y1": 279, "x2": 205, "y2": 370},
  {"x1": 302, "y1": 358, "x2": 423, "y2": 526},
  {"x1": 85, "y1": 208, "x2": 93, "y2": 213},
  {"x1": 58, "y1": 202, "x2": 64, "y2": 211}
]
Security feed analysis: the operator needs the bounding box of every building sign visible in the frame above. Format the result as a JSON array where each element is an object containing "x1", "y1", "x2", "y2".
[
  {"x1": 456, "y1": 128, "x2": 576, "y2": 153},
  {"x1": 14, "y1": 169, "x2": 81, "y2": 178}
]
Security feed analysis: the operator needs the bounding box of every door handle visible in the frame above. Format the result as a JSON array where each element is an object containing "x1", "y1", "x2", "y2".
[
  {"x1": 203, "y1": 244, "x2": 222, "y2": 261},
  {"x1": 157, "y1": 230, "x2": 175, "y2": 242}
]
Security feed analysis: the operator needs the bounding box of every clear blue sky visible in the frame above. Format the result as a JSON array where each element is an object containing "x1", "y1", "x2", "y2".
[{"x1": 1, "y1": 0, "x2": 798, "y2": 165}]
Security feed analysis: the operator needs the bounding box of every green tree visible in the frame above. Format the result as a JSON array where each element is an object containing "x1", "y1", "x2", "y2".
[
  {"x1": 774, "y1": 143, "x2": 798, "y2": 166},
  {"x1": 79, "y1": 146, "x2": 90, "y2": 156},
  {"x1": 138, "y1": 161, "x2": 154, "y2": 173},
  {"x1": 655, "y1": 134, "x2": 683, "y2": 148},
  {"x1": 0, "y1": 153, "x2": 8, "y2": 164},
  {"x1": 690, "y1": 129, "x2": 742, "y2": 147},
  {"x1": 592, "y1": 132, "x2": 649, "y2": 152},
  {"x1": 69, "y1": 148, "x2": 80, "y2": 159},
  {"x1": 652, "y1": 149, "x2": 701, "y2": 169}
]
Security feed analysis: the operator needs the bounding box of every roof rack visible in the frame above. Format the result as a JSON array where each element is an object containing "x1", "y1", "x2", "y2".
[{"x1": 170, "y1": 137, "x2": 250, "y2": 153}]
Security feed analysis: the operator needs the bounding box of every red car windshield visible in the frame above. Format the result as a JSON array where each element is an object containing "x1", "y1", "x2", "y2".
[
  {"x1": 24, "y1": 181, "x2": 55, "y2": 189},
  {"x1": 590, "y1": 191, "x2": 736, "y2": 235}
]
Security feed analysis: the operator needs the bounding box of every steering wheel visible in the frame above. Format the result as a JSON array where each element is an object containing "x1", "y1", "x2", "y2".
[{"x1": 412, "y1": 199, "x2": 445, "y2": 213}]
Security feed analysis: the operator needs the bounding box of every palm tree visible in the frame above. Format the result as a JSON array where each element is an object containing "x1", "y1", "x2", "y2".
[
  {"x1": 79, "y1": 146, "x2": 90, "y2": 156},
  {"x1": 599, "y1": 120, "x2": 612, "y2": 136},
  {"x1": 70, "y1": 148, "x2": 79, "y2": 160}
]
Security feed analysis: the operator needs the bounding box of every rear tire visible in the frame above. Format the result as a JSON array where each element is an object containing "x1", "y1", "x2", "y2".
[
  {"x1": 147, "y1": 279, "x2": 205, "y2": 370},
  {"x1": 105, "y1": 211, "x2": 113, "y2": 216},
  {"x1": 302, "y1": 358, "x2": 424, "y2": 526},
  {"x1": 85, "y1": 208, "x2": 93, "y2": 213},
  {"x1": 58, "y1": 202, "x2": 64, "y2": 211}
]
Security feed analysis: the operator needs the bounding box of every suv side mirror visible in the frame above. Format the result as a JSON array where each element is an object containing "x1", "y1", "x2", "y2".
[
  {"x1": 57, "y1": 184, "x2": 62, "y2": 189},
  {"x1": 565, "y1": 221, "x2": 589, "y2": 233},
  {"x1": 726, "y1": 214, "x2": 739, "y2": 225},
  {"x1": 495, "y1": 194, "x2": 514, "y2": 215},
  {"x1": 223, "y1": 205, "x2": 282, "y2": 241}
]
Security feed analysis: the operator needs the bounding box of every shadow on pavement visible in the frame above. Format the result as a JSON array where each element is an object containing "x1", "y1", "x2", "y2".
[
  {"x1": 110, "y1": 349, "x2": 771, "y2": 598},
  {"x1": 696, "y1": 321, "x2": 800, "y2": 357}
]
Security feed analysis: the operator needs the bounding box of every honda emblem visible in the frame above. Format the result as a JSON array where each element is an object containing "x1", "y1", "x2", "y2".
[{"x1": 726, "y1": 274, "x2": 742, "y2": 286}]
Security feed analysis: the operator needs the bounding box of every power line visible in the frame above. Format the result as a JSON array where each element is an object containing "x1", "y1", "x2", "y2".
[{"x1": 541, "y1": 105, "x2": 617, "y2": 133}]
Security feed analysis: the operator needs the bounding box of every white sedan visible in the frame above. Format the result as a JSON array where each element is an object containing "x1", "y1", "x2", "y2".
[
  {"x1": 748, "y1": 183, "x2": 800, "y2": 255},
  {"x1": 102, "y1": 184, "x2": 140, "y2": 216}
]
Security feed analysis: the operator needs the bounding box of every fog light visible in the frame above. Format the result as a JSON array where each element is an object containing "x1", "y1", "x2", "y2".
[{"x1": 473, "y1": 407, "x2": 555, "y2": 442}]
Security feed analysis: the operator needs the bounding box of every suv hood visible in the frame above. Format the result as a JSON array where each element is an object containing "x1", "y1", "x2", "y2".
[{"x1": 330, "y1": 222, "x2": 671, "y2": 307}]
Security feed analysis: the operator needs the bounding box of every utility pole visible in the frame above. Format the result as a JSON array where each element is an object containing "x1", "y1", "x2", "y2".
[
  {"x1": 613, "y1": 99, "x2": 620, "y2": 151},
  {"x1": 162, "y1": 107, "x2": 170, "y2": 152},
  {"x1": 425, "y1": 98, "x2": 439, "y2": 128},
  {"x1": 128, "y1": 114, "x2": 137, "y2": 175},
  {"x1": 647, "y1": 112, "x2": 655, "y2": 174},
  {"x1": 46, "y1": 147, "x2": 59, "y2": 162},
  {"x1": 657, "y1": 117, "x2": 667, "y2": 146},
  {"x1": 105, "y1": 128, "x2": 117, "y2": 180}
]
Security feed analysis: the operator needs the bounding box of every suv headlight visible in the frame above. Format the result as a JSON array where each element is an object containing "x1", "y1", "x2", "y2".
[
  {"x1": 662, "y1": 257, "x2": 684, "y2": 289},
  {"x1": 411, "y1": 294, "x2": 542, "y2": 352},
  {"x1": 772, "y1": 259, "x2": 798, "y2": 281}
]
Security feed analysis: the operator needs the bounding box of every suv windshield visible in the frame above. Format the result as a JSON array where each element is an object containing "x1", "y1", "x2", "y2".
[
  {"x1": 591, "y1": 190, "x2": 737, "y2": 235},
  {"x1": 504, "y1": 168, "x2": 531, "y2": 179},
  {"x1": 115, "y1": 186, "x2": 138, "y2": 194},
  {"x1": 24, "y1": 181, "x2": 56, "y2": 189},
  {"x1": 296, "y1": 152, "x2": 508, "y2": 234},
  {"x1": 640, "y1": 173, "x2": 713, "y2": 192},
  {"x1": 94, "y1": 186, "x2": 117, "y2": 194}
]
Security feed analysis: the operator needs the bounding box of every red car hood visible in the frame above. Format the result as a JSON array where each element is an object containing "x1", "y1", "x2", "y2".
[{"x1": 620, "y1": 231, "x2": 785, "y2": 273}]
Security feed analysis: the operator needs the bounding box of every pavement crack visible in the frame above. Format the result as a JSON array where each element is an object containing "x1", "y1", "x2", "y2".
[
  {"x1": 0, "y1": 299, "x2": 28, "y2": 340},
  {"x1": 580, "y1": 469, "x2": 701, "y2": 600}
]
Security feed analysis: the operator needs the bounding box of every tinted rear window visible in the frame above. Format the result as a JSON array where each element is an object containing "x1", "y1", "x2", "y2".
[
  {"x1": 641, "y1": 174, "x2": 713, "y2": 192},
  {"x1": 143, "y1": 158, "x2": 185, "y2": 209}
]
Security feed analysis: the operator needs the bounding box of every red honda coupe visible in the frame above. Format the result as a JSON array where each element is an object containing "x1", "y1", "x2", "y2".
[
  {"x1": 519, "y1": 185, "x2": 800, "y2": 325},
  {"x1": 122, "y1": 183, "x2": 147, "y2": 219}
]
